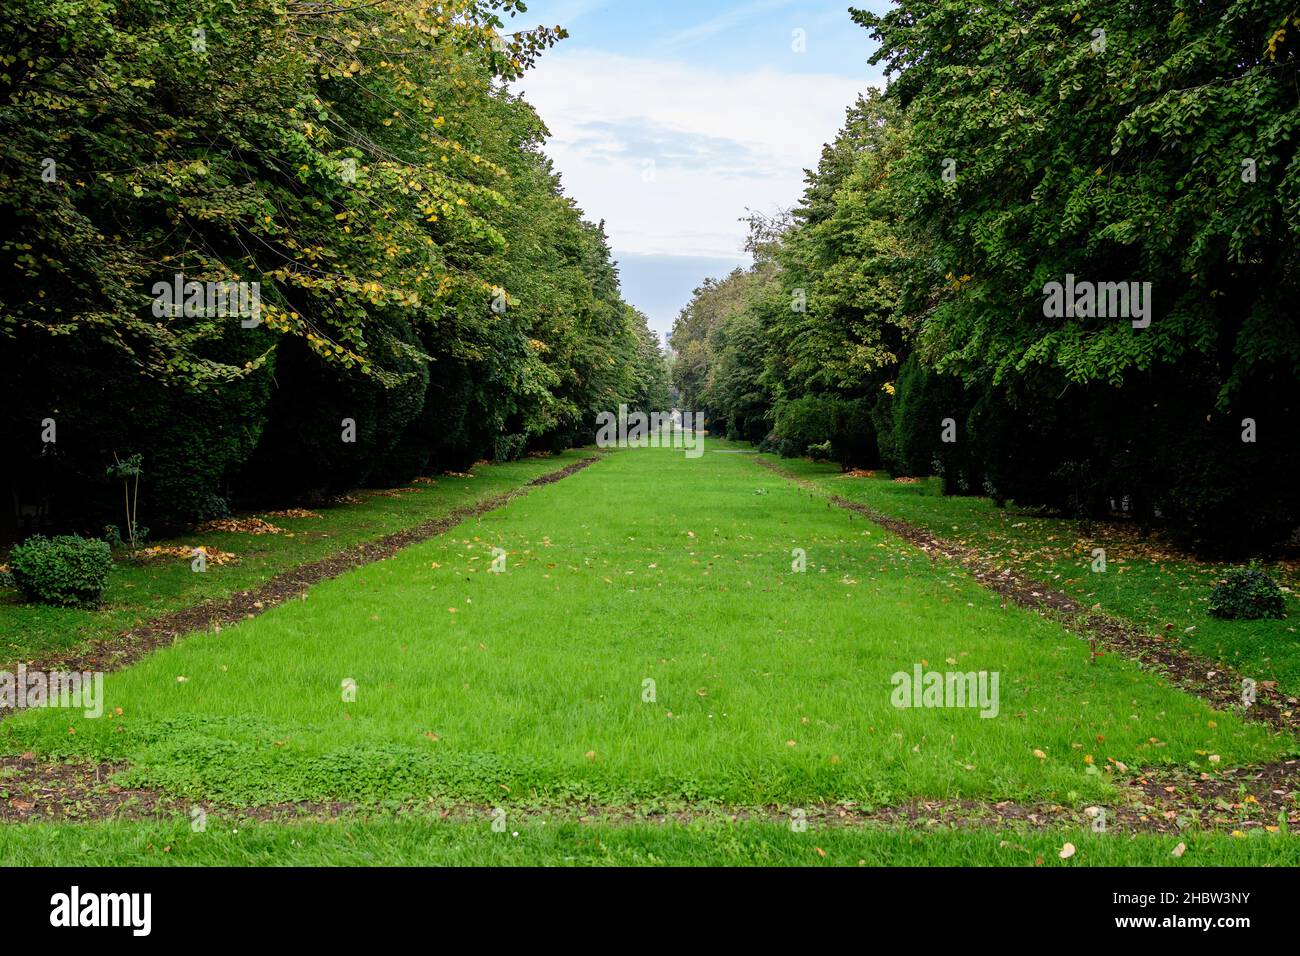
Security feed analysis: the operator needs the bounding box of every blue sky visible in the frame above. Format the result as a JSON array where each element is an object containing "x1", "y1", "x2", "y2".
[{"x1": 510, "y1": 0, "x2": 887, "y2": 341}]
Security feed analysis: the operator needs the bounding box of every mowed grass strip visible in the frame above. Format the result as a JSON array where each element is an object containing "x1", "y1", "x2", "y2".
[
  {"x1": 760, "y1": 452, "x2": 1300, "y2": 697},
  {"x1": 3, "y1": 441, "x2": 1288, "y2": 807},
  {"x1": 0, "y1": 451, "x2": 592, "y2": 668},
  {"x1": 2, "y1": 817, "x2": 1296, "y2": 867}
]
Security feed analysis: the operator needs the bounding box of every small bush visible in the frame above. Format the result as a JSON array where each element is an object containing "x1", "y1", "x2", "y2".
[
  {"x1": 808, "y1": 440, "x2": 834, "y2": 462},
  {"x1": 493, "y1": 433, "x2": 527, "y2": 463},
  {"x1": 772, "y1": 395, "x2": 876, "y2": 469},
  {"x1": 1208, "y1": 566, "x2": 1287, "y2": 620},
  {"x1": 772, "y1": 395, "x2": 836, "y2": 457},
  {"x1": 9, "y1": 534, "x2": 113, "y2": 606}
]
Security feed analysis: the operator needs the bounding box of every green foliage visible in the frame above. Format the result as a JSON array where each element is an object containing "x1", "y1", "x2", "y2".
[
  {"x1": 0, "y1": 0, "x2": 564, "y2": 385},
  {"x1": 772, "y1": 395, "x2": 835, "y2": 457},
  {"x1": 670, "y1": 267, "x2": 771, "y2": 426},
  {"x1": 852, "y1": 0, "x2": 1300, "y2": 396},
  {"x1": 670, "y1": 4, "x2": 1300, "y2": 553},
  {"x1": 0, "y1": 1, "x2": 665, "y2": 531},
  {"x1": 493, "y1": 433, "x2": 527, "y2": 463},
  {"x1": 1208, "y1": 567, "x2": 1287, "y2": 621},
  {"x1": 770, "y1": 394, "x2": 875, "y2": 470},
  {"x1": 807, "y1": 440, "x2": 834, "y2": 462},
  {"x1": 9, "y1": 534, "x2": 112, "y2": 606},
  {"x1": 628, "y1": 321, "x2": 675, "y2": 415},
  {"x1": 671, "y1": 93, "x2": 911, "y2": 465},
  {"x1": 833, "y1": 397, "x2": 877, "y2": 470},
  {"x1": 887, "y1": 357, "x2": 977, "y2": 494},
  {"x1": 769, "y1": 92, "x2": 913, "y2": 395}
]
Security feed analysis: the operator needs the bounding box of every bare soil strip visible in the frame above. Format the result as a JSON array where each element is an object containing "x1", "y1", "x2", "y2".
[
  {"x1": 752, "y1": 456, "x2": 1300, "y2": 736},
  {"x1": 2, "y1": 752, "x2": 1295, "y2": 834},
  {"x1": 8, "y1": 455, "x2": 602, "y2": 681}
]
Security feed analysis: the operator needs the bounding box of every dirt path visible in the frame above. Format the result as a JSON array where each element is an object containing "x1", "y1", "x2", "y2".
[{"x1": 2, "y1": 751, "x2": 1295, "y2": 834}]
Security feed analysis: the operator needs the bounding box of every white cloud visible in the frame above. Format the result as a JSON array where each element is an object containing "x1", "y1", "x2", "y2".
[{"x1": 514, "y1": 49, "x2": 877, "y2": 258}]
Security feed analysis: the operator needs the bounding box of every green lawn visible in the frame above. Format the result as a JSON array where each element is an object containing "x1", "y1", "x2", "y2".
[
  {"x1": 3, "y1": 442, "x2": 1288, "y2": 824},
  {"x1": 2, "y1": 817, "x2": 1295, "y2": 867},
  {"x1": 0, "y1": 451, "x2": 591, "y2": 669},
  {"x1": 760, "y1": 452, "x2": 1300, "y2": 697}
]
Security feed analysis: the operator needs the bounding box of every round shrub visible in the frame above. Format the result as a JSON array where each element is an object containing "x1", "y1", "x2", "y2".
[
  {"x1": 808, "y1": 440, "x2": 834, "y2": 462},
  {"x1": 1208, "y1": 567, "x2": 1287, "y2": 620},
  {"x1": 772, "y1": 395, "x2": 835, "y2": 457},
  {"x1": 9, "y1": 534, "x2": 112, "y2": 606}
]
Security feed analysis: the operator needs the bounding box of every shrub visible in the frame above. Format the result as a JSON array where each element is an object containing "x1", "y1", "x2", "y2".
[
  {"x1": 9, "y1": 534, "x2": 112, "y2": 606},
  {"x1": 869, "y1": 390, "x2": 902, "y2": 474},
  {"x1": 493, "y1": 433, "x2": 527, "y2": 463},
  {"x1": 892, "y1": 356, "x2": 969, "y2": 478},
  {"x1": 772, "y1": 394, "x2": 876, "y2": 469},
  {"x1": 772, "y1": 395, "x2": 836, "y2": 456},
  {"x1": 1151, "y1": 404, "x2": 1300, "y2": 559},
  {"x1": 1208, "y1": 567, "x2": 1287, "y2": 620},
  {"x1": 832, "y1": 398, "x2": 877, "y2": 470},
  {"x1": 0, "y1": 329, "x2": 276, "y2": 533}
]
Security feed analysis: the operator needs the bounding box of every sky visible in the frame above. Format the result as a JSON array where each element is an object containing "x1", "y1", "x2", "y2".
[{"x1": 509, "y1": 0, "x2": 887, "y2": 343}]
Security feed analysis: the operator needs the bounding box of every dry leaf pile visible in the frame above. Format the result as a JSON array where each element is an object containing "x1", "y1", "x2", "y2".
[{"x1": 195, "y1": 518, "x2": 287, "y2": 535}]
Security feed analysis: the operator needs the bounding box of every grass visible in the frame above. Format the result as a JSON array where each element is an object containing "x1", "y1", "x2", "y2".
[
  {"x1": 1, "y1": 816, "x2": 1296, "y2": 866},
  {"x1": 761, "y1": 453, "x2": 1300, "y2": 697},
  {"x1": 3, "y1": 441, "x2": 1289, "y2": 813},
  {"x1": 0, "y1": 451, "x2": 590, "y2": 668}
]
